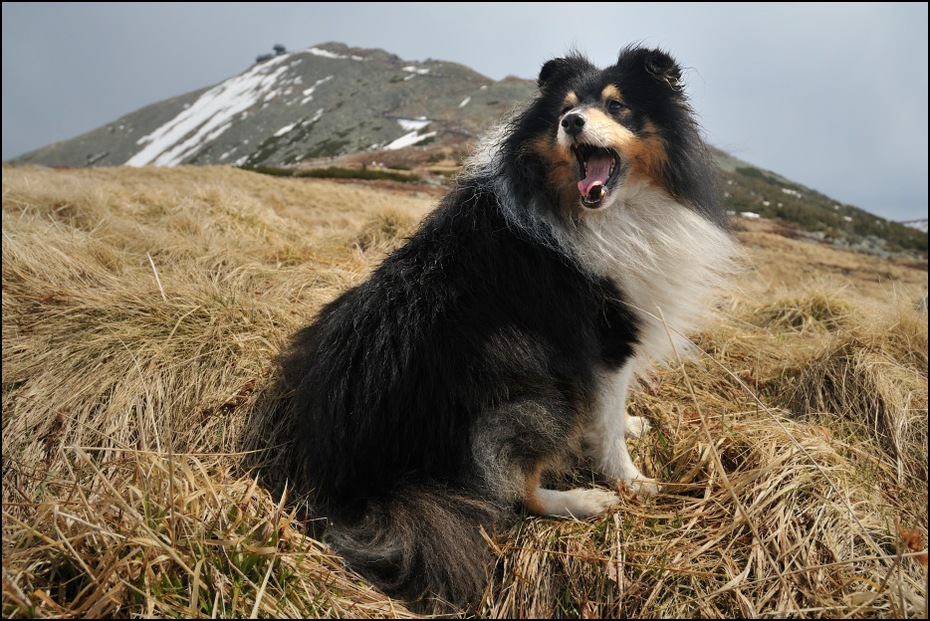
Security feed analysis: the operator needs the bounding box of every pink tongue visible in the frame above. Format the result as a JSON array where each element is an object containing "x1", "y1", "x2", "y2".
[{"x1": 578, "y1": 152, "x2": 613, "y2": 198}]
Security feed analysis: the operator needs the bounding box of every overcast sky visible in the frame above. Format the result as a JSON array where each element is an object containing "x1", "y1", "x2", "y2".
[{"x1": 2, "y1": 2, "x2": 928, "y2": 222}]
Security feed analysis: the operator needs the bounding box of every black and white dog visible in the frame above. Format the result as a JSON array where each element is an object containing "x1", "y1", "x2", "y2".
[{"x1": 281, "y1": 45, "x2": 739, "y2": 611}]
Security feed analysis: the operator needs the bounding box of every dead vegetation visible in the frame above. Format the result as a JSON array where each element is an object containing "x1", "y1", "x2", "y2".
[{"x1": 3, "y1": 165, "x2": 927, "y2": 618}]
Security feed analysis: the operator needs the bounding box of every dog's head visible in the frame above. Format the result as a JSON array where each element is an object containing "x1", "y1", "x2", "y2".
[{"x1": 506, "y1": 46, "x2": 711, "y2": 218}]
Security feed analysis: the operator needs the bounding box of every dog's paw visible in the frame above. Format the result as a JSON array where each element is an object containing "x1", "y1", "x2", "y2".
[
  {"x1": 570, "y1": 488, "x2": 623, "y2": 517},
  {"x1": 535, "y1": 487, "x2": 621, "y2": 518},
  {"x1": 624, "y1": 476, "x2": 660, "y2": 496},
  {"x1": 625, "y1": 416, "x2": 652, "y2": 438}
]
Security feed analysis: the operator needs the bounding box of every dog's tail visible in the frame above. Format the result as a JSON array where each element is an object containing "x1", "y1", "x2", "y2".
[{"x1": 325, "y1": 483, "x2": 503, "y2": 613}]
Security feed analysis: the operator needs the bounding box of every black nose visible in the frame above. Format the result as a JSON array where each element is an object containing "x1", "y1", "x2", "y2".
[{"x1": 561, "y1": 112, "x2": 585, "y2": 136}]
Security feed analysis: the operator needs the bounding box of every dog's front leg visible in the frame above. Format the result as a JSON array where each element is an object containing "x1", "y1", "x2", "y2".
[{"x1": 586, "y1": 360, "x2": 659, "y2": 495}]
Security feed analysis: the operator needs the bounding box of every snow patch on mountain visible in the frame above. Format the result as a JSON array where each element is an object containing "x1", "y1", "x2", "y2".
[
  {"x1": 274, "y1": 122, "x2": 297, "y2": 137},
  {"x1": 300, "y1": 75, "x2": 333, "y2": 105},
  {"x1": 308, "y1": 47, "x2": 365, "y2": 61},
  {"x1": 396, "y1": 118, "x2": 431, "y2": 131},
  {"x1": 384, "y1": 130, "x2": 437, "y2": 150},
  {"x1": 127, "y1": 54, "x2": 292, "y2": 167}
]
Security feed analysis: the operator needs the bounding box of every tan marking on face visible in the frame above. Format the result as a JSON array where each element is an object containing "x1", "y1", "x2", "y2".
[
  {"x1": 621, "y1": 119, "x2": 667, "y2": 187},
  {"x1": 574, "y1": 108, "x2": 636, "y2": 147},
  {"x1": 529, "y1": 135, "x2": 581, "y2": 216},
  {"x1": 600, "y1": 84, "x2": 623, "y2": 104},
  {"x1": 562, "y1": 91, "x2": 579, "y2": 111},
  {"x1": 523, "y1": 462, "x2": 546, "y2": 515}
]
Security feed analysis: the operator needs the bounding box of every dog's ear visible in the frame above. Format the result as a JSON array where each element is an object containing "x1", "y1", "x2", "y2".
[
  {"x1": 640, "y1": 48, "x2": 683, "y2": 91},
  {"x1": 538, "y1": 58, "x2": 571, "y2": 90},
  {"x1": 538, "y1": 55, "x2": 593, "y2": 91}
]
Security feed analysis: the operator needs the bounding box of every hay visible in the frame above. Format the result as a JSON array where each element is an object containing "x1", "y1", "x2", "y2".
[
  {"x1": 3, "y1": 165, "x2": 927, "y2": 618},
  {"x1": 2, "y1": 449, "x2": 417, "y2": 618},
  {"x1": 354, "y1": 207, "x2": 419, "y2": 254},
  {"x1": 771, "y1": 308, "x2": 928, "y2": 489},
  {"x1": 750, "y1": 291, "x2": 852, "y2": 332}
]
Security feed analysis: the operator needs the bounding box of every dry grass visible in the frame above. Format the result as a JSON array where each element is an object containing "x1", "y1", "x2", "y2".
[{"x1": 3, "y1": 165, "x2": 927, "y2": 618}]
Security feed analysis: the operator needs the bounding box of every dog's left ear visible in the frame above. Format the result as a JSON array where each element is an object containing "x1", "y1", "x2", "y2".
[
  {"x1": 641, "y1": 48, "x2": 683, "y2": 91},
  {"x1": 538, "y1": 54, "x2": 594, "y2": 91},
  {"x1": 538, "y1": 58, "x2": 571, "y2": 90}
]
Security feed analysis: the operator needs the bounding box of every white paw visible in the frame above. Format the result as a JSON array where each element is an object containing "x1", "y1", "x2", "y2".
[
  {"x1": 625, "y1": 416, "x2": 652, "y2": 438},
  {"x1": 569, "y1": 488, "x2": 623, "y2": 517},
  {"x1": 536, "y1": 487, "x2": 621, "y2": 518},
  {"x1": 623, "y1": 476, "x2": 660, "y2": 496}
]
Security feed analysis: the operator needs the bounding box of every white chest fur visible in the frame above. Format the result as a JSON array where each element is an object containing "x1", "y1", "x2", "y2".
[{"x1": 564, "y1": 181, "x2": 741, "y2": 370}]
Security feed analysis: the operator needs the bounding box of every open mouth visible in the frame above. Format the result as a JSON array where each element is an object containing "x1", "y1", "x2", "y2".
[{"x1": 571, "y1": 144, "x2": 623, "y2": 209}]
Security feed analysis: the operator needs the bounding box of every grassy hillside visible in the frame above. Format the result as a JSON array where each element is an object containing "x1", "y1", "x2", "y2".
[
  {"x1": 712, "y1": 149, "x2": 928, "y2": 256},
  {"x1": 2, "y1": 165, "x2": 927, "y2": 618},
  {"x1": 256, "y1": 143, "x2": 930, "y2": 258}
]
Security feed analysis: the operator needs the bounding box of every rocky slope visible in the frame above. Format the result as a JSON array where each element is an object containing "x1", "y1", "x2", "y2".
[{"x1": 12, "y1": 42, "x2": 533, "y2": 169}]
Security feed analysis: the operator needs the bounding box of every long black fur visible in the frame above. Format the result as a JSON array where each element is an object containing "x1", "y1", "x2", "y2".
[{"x1": 279, "y1": 45, "x2": 728, "y2": 612}]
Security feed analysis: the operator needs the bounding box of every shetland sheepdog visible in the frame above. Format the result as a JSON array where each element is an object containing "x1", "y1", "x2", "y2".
[{"x1": 280, "y1": 45, "x2": 739, "y2": 612}]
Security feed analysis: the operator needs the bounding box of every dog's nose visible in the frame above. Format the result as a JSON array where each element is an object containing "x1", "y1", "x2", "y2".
[{"x1": 561, "y1": 112, "x2": 586, "y2": 136}]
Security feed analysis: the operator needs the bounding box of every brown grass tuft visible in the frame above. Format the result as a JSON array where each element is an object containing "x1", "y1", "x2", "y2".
[
  {"x1": 3, "y1": 165, "x2": 927, "y2": 618},
  {"x1": 2, "y1": 450, "x2": 417, "y2": 618},
  {"x1": 354, "y1": 206, "x2": 419, "y2": 254},
  {"x1": 750, "y1": 290, "x2": 852, "y2": 332},
  {"x1": 770, "y1": 304, "x2": 928, "y2": 488}
]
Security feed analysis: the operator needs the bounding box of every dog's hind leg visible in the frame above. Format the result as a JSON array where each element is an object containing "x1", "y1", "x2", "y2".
[
  {"x1": 586, "y1": 360, "x2": 659, "y2": 495},
  {"x1": 470, "y1": 395, "x2": 620, "y2": 518},
  {"x1": 523, "y1": 463, "x2": 620, "y2": 519}
]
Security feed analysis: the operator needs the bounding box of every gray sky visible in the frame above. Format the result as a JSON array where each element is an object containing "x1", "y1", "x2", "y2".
[{"x1": 3, "y1": 2, "x2": 928, "y2": 222}]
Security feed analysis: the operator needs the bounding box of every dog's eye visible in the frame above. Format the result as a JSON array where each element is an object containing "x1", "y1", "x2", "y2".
[
  {"x1": 560, "y1": 106, "x2": 573, "y2": 116},
  {"x1": 607, "y1": 100, "x2": 626, "y2": 114}
]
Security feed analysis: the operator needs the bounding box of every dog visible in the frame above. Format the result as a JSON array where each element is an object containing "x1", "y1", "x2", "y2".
[{"x1": 280, "y1": 45, "x2": 740, "y2": 612}]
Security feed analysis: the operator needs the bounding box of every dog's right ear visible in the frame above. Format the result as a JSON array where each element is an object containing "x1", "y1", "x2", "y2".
[
  {"x1": 538, "y1": 55, "x2": 593, "y2": 91},
  {"x1": 538, "y1": 58, "x2": 570, "y2": 90}
]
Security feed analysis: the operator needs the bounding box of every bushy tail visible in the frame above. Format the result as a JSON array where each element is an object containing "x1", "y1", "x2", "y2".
[{"x1": 325, "y1": 484, "x2": 502, "y2": 613}]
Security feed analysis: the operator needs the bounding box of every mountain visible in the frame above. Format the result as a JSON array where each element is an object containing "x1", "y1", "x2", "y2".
[
  {"x1": 12, "y1": 42, "x2": 534, "y2": 169},
  {"x1": 712, "y1": 150, "x2": 927, "y2": 257},
  {"x1": 8, "y1": 42, "x2": 927, "y2": 257}
]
